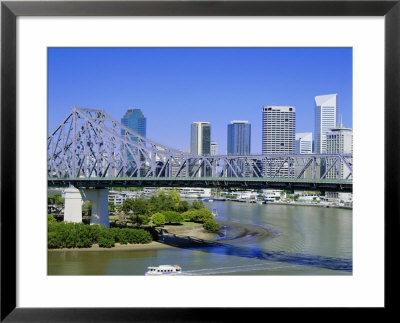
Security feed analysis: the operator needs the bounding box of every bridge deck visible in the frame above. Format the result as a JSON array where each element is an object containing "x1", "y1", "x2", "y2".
[{"x1": 48, "y1": 177, "x2": 352, "y2": 192}]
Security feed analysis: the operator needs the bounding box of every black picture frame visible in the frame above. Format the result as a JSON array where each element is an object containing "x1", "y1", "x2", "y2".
[{"x1": 1, "y1": 0, "x2": 398, "y2": 321}]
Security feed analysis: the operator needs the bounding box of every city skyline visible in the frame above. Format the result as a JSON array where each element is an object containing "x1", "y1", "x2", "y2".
[{"x1": 48, "y1": 47, "x2": 352, "y2": 154}]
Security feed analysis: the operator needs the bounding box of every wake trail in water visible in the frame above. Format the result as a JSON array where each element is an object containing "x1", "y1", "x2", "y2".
[{"x1": 159, "y1": 234, "x2": 352, "y2": 272}]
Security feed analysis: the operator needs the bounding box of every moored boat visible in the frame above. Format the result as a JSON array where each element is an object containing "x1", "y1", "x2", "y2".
[{"x1": 145, "y1": 265, "x2": 182, "y2": 275}]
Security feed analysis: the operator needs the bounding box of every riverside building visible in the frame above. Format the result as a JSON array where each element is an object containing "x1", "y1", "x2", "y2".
[{"x1": 326, "y1": 123, "x2": 353, "y2": 179}]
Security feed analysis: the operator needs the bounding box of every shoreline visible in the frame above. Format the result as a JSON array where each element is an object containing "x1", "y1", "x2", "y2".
[{"x1": 47, "y1": 221, "x2": 276, "y2": 252}]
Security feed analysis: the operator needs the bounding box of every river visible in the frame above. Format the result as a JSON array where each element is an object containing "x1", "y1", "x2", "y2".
[{"x1": 48, "y1": 201, "x2": 352, "y2": 275}]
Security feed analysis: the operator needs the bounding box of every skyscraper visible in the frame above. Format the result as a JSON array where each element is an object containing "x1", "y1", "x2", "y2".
[
  {"x1": 314, "y1": 94, "x2": 339, "y2": 154},
  {"x1": 210, "y1": 141, "x2": 218, "y2": 156},
  {"x1": 227, "y1": 121, "x2": 251, "y2": 155},
  {"x1": 190, "y1": 122, "x2": 211, "y2": 176},
  {"x1": 121, "y1": 108, "x2": 146, "y2": 140},
  {"x1": 295, "y1": 132, "x2": 313, "y2": 154},
  {"x1": 262, "y1": 106, "x2": 296, "y2": 154},
  {"x1": 190, "y1": 122, "x2": 211, "y2": 155},
  {"x1": 262, "y1": 106, "x2": 296, "y2": 177},
  {"x1": 121, "y1": 108, "x2": 146, "y2": 176}
]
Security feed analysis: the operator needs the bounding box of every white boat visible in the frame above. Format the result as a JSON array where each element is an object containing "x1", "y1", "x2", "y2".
[{"x1": 145, "y1": 265, "x2": 182, "y2": 275}]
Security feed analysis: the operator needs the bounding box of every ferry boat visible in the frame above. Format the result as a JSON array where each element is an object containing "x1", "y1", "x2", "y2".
[{"x1": 145, "y1": 265, "x2": 182, "y2": 275}]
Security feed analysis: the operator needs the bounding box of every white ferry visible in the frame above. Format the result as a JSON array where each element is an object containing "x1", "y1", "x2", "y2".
[{"x1": 145, "y1": 265, "x2": 182, "y2": 276}]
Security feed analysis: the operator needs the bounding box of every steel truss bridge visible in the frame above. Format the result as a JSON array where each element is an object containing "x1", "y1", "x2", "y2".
[{"x1": 48, "y1": 107, "x2": 353, "y2": 192}]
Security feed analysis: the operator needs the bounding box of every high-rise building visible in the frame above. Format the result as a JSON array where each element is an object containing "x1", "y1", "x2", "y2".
[
  {"x1": 295, "y1": 132, "x2": 313, "y2": 154},
  {"x1": 121, "y1": 109, "x2": 147, "y2": 176},
  {"x1": 262, "y1": 106, "x2": 296, "y2": 154},
  {"x1": 190, "y1": 122, "x2": 211, "y2": 155},
  {"x1": 326, "y1": 123, "x2": 353, "y2": 179},
  {"x1": 262, "y1": 106, "x2": 296, "y2": 177},
  {"x1": 227, "y1": 121, "x2": 251, "y2": 177},
  {"x1": 121, "y1": 108, "x2": 146, "y2": 140},
  {"x1": 314, "y1": 94, "x2": 339, "y2": 154},
  {"x1": 190, "y1": 122, "x2": 211, "y2": 176},
  {"x1": 227, "y1": 121, "x2": 251, "y2": 155},
  {"x1": 210, "y1": 141, "x2": 218, "y2": 156}
]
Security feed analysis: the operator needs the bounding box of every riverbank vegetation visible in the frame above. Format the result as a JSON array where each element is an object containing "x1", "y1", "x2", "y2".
[
  {"x1": 48, "y1": 189, "x2": 220, "y2": 249},
  {"x1": 48, "y1": 216, "x2": 153, "y2": 249}
]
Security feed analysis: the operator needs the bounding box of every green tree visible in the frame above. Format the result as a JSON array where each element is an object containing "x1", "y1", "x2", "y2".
[
  {"x1": 163, "y1": 211, "x2": 184, "y2": 224},
  {"x1": 190, "y1": 200, "x2": 205, "y2": 210},
  {"x1": 108, "y1": 201, "x2": 116, "y2": 213},
  {"x1": 203, "y1": 219, "x2": 220, "y2": 232},
  {"x1": 122, "y1": 197, "x2": 151, "y2": 215},
  {"x1": 151, "y1": 213, "x2": 165, "y2": 226}
]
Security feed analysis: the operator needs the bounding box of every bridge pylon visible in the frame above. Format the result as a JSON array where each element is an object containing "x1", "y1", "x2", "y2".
[{"x1": 63, "y1": 185, "x2": 109, "y2": 228}]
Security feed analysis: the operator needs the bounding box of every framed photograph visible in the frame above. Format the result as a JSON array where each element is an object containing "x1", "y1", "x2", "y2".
[{"x1": 1, "y1": 0, "x2": 398, "y2": 320}]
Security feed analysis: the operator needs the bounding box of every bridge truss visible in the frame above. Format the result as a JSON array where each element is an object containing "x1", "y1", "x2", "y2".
[{"x1": 48, "y1": 107, "x2": 353, "y2": 184}]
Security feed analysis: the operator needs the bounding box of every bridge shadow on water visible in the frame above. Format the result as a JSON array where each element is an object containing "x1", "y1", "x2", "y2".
[{"x1": 158, "y1": 234, "x2": 352, "y2": 273}]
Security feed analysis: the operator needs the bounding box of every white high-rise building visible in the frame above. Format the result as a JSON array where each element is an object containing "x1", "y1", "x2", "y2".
[
  {"x1": 262, "y1": 106, "x2": 296, "y2": 177},
  {"x1": 314, "y1": 94, "x2": 339, "y2": 154},
  {"x1": 326, "y1": 123, "x2": 353, "y2": 179},
  {"x1": 262, "y1": 106, "x2": 296, "y2": 154},
  {"x1": 295, "y1": 132, "x2": 313, "y2": 154},
  {"x1": 190, "y1": 122, "x2": 211, "y2": 176},
  {"x1": 210, "y1": 141, "x2": 218, "y2": 156}
]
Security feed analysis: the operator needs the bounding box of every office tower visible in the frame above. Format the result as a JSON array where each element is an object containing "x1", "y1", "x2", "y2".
[
  {"x1": 326, "y1": 123, "x2": 353, "y2": 179},
  {"x1": 227, "y1": 121, "x2": 251, "y2": 177},
  {"x1": 190, "y1": 122, "x2": 211, "y2": 155},
  {"x1": 262, "y1": 106, "x2": 296, "y2": 154},
  {"x1": 210, "y1": 141, "x2": 218, "y2": 156},
  {"x1": 314, "y1": 94, "x2": 339, "y2": 154},
  {"x1": 190, "y1": 122, "x2": 211, "y2": 176},
  {"x1": 262, "y1": 106, "x2": 296, "y2": 177},
  {"x1": 121, "y1": 108, "x2": 146, "y2": 140},
  {"x1": 295, "y1": 132, "x2": 313, "y2": 154},
  {"x1": 121, "y1": 108, "x2": 146, "y2": 176},
  {"x1": 227, "y1": 121, "x2": 251, "y2": 155}
]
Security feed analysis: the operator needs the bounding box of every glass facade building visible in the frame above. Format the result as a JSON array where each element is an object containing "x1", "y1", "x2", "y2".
[
  {"x1": 121, "y1": 109, "x2": 146, "y2": 140},
  {"x1": 227, "y1": 121, "x2": 251, "y2": 155},
  {"x1": 190, "y1": 122, "x2": 211, "y2": 155}
]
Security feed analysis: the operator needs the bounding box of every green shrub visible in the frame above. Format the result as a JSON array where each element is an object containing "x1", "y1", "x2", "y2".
[
  {"x1": 203, "y1": 219, "x2": 220, "y2": 232},
  {"x1": 163, "y1": 211, "x2": 184, "y2": 224},
  {"x1": 151, "y1": 213, "x2": 165, "y2": 226},
  {"x1": 130, "y1": 214, "x2": 150, "y2": 226},
  {"x1": 48, "y1": 214, "x2": 57, "y2": 223},
  {"x1": 48, "y1": 222, "x2": 152, "y2": 249}
]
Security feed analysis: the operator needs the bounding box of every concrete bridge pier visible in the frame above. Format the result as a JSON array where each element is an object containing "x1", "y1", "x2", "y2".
[
  {"x1": 63, "y1": 186, "x2": 83, "y2": 223},
  {"x1": 81, "y1": 188, "x2": 110, "y2": 228}
]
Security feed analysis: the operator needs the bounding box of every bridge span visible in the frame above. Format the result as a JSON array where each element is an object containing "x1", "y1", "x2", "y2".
[
  {"x1": 48, "y1": 107, "x2": 353, "y2": 228},
  {"x1": 48, "y1": 177, "x2": 352, "y2": 193}
]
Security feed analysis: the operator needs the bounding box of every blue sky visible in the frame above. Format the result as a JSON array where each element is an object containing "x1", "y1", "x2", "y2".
[{"x1": 48, "y1": 47, "x2": 352, "y2": 154}]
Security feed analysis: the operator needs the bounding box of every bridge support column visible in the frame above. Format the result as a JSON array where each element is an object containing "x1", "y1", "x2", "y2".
[
  {"x1": 81, "y1": 188, "x2": 109, "y2": 228},
  {"x1": 63, "y1": 186, "x2": 83, "y2": 223}
]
